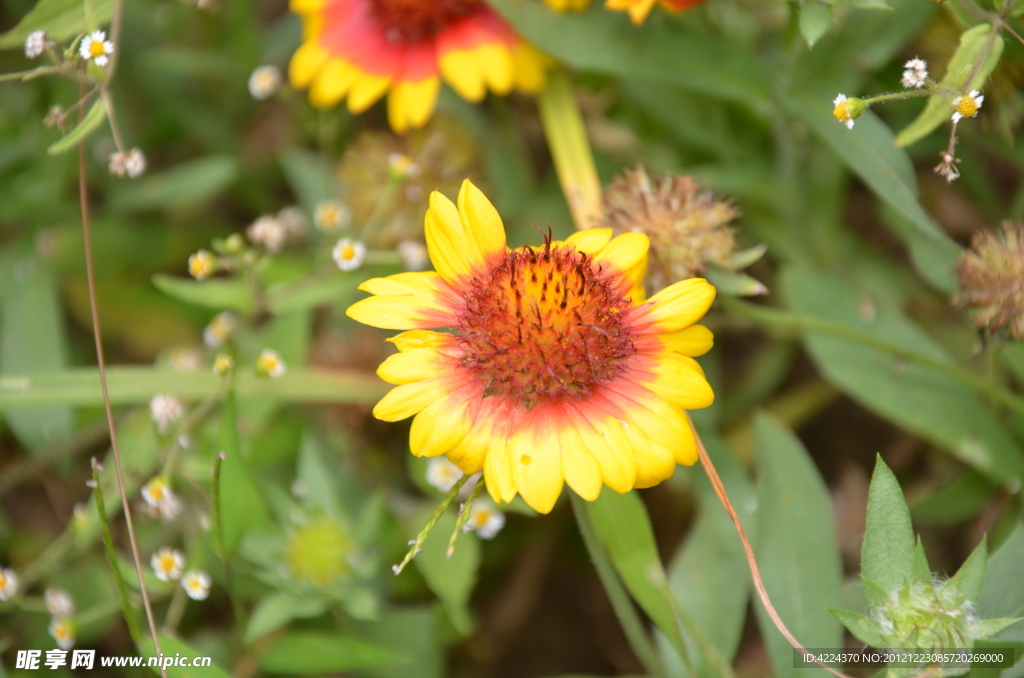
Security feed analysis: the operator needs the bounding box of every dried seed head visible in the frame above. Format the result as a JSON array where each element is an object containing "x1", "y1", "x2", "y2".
[
  {"x1": 954, "y1": 222, "x2": 1024, "y2": 341},
  {"x1": 601, "y1": 166, "x2": 738, "y2": 292}
]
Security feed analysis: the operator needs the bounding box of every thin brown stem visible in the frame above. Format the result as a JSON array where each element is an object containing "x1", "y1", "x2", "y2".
[{"x1": 78, "y1": 84, "x2": 167, "y2": 676}]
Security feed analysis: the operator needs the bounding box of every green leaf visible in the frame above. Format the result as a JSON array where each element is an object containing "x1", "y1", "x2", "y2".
[
  {"x1": 828, "y1": 608, "x2": 891, "y2": 648},
  {"x1": 895, "y1": 25, "x2": 1005, "y2": 147},
  {"x1": 0, "y1": 255, "x2": 71, "y2": 451},
  {"x1": 219, "y1": 393, "x2": 270, "y2": 553},
  {"x1": 972, "y1": 618, "x2": 1024, "y2": 638},
  {"x1": 783, "y1": 268, "x2": 1024, "y2": 484},
  {"x1": 296, "y1": 432, "x2": 344, "y2": 520},
  {"x1": 110, "y1": 155, "x2": 239, "y2": 211},
  {"x1": 850, "y1": 0, "x2": 892, "y2": 8},
  {"x1": 0, "y1": 0, "x2": 112, "y2": 48},
  {"x1": 279, "y1": 148, "x2": 338, "y2": 217},
  {"x1": 152, "y1": 274, "x2": 253, "y2": 312},
  {"x1": 800, "y1": 2, "x2": 833, "y2": 46},
  {"x1": 753, "y1": 413, "x2": 843, "y2": 678},
  {"x1": 488, "y1": 0, "x2": 773, "y2": 115},
  {"x1": 587, "y1": 490, "x2": 688, "y2": 661},
  {"x1": 911, "y1": 470, "x2": 997, "y2": 524},
  {"x1": 862, "y1": 455, "x2": 915, "y2": 604},
  {"x1": 911, "y1": 537, "x2": 931, "y2": 582},
  {"x1": 47, "y1": 98, "x2": 107, "y2": 155},
  {"x1": 946, "y1": 536, "x2": 987, "y2": 601},
  {"x1": 140, "y1": 635, "x2": 233, "y2": 678},
  {"x1": 412, "y1": 507, "x2": 479, "y2": 636},
  {"x1": 266, "y1": 270, "x2": 364, "y2": 314},
  {"x1": 706, "y1": 267, "x2": 768, "y2": 297},
  {"x1": 0, "y1": 366, "x2": 389, "y2": 408},
  {"x1": 353, "y1": 607, "x2": 443, "y2": 678},
  {"x1": 978, "y1": 527, "x2": 1024, "y2": 640},
  {"x1": 259, "y1": 632, "x2": 407, "y2": 674},
  {"x1": 245, "y1": 592, "x2": 327, "y2": 643},
  {"x1": 662, "y1": 433, "x2": 755, "y2": 676}
]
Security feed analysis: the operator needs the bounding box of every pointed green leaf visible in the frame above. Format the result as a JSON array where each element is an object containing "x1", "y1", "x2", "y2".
[
  {"x1": 946, "y1": 536, "x2": 987, "y2": 602},
  {"x1": 911, "y1": 471, "x2": 997, "y2": 524},
  {"x1": 152, "y1": 274, "x2": 252, "y2": 312},
  {"x1": 47, "y1": 98, "x2": 107, "y2": 155},
  {"x1": 862, "y1": 455, "x2": 915, "y2": 597},
  {"x1": 259, "y1": 633, "x2": 407, "y2": 675},
  {"x1": 218, "y1": 393, "x2": 270, "y2": 553},
  {"x1": 911, "y1": 537, "x2": 931, "y2": 582},
  {"x1": 862, "y1": 577, "x2": 891, "y2": 611},
  {"x1": 978, "y1": 527, "x2": 1024, "y2": 640},
  {"x1": 828, "y1": 608, "x2": 890, "y2": 648},
  {"x1": 800, "y1": 2, "x2": 833, "y2": 46},
  {"x1": 895, "y1": 25, "x2": 1004, "y2": 147},
  {"x1": 972, "y1": 618, "x2": 1024, "y2": 638},
  {"x1": 706, "y1": 267, "x2": 768, "y2": 297},
  {"x1": 245, "y1": 592, "x2": 327, "y2": 643}
]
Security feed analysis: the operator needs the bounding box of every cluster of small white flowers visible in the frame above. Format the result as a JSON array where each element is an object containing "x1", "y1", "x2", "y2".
[
  {"x1": 256, "y1": 348, "x2": 286, "y2": 378},
  {"x1": 149, "y1": 394, "x2": 185, "y2": 434},
  {"x1": 398, "y1": 240, "x2": 428, "y2": 271},
  {"x1": 79, "y1": 30, "x2": 114, "y2": 66},
  {"x1": 464, "y1": 500, "x2": 506, "y2": 540},
  {"x1": 425, "y1": 457, "x2": 463, "y2": 492},
  {"x1": 45, "y1": 588, "x2": 77, "y2": 650},
  {"x1": 332, "y1": 238, "x2": 366, "y2": 271},
  {"x1": 204, "y1": 311, "x2": 238, "y2": 348},
  {"x1": 48, "y1": 618, "x2": 76, "y2": 650},
  {"x1": 24, "y1": 30, "x2": 47, "y2": 59},
  {"x1": 278, "y1": 206, "x2": 307, "y2": 238},
  {"x1": 248, "y1": 65, "x2": 282, "y2": 100},
  {"x1": 108, "y1": 148, "x2": 146, "y2": 178},
  {"x1": 151, "y1": 547, "x2": 186, "y2": 582},
  {"x1": 141, "y1": 477, "x2": 182, "y2": 520},
  {"x1": 952, "y1": 90, "x2": 984, "y2": 123},
  {"x1": 0, "y1": 567, "x2": 18, "y2": 601},
  {"x1": 901, "y1": 58, "x2": 928, "y2": 89},
  {"x1": 181, "y1": 570, "x2": 212, "y2": 601},
  {"x1": 247, "y1": 215, "x2": 287, "y2": 252},
  {"x1": 314, "y1": 200, "x2": 352, "y2": 232}
]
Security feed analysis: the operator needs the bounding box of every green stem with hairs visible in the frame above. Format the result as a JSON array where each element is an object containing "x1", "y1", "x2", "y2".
[
  {"x1": 447, "y1": 476, "x2": 485, "y2": 557},
  {"x1": 394, "y1": 475, "x2": 470, "y2": 575}
]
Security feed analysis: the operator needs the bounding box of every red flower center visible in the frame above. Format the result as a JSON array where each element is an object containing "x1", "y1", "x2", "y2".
[
  {"x1": 457, "y1": 239, "x2": 637, "y2": 410},
  {"x1": 367, "y1": 0, "x2": 478, "y2": 44}
]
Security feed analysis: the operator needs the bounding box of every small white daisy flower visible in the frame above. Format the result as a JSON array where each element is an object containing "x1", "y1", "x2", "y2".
[
  {"x1": 188, "y1": 249, "x2": 217, "y2": 280},
  {"x1": 387, "y1": 153, "x2": 420, "y2": 180},
  {"x1": 425, "y1": 457, "x2": 464, "y2": 493},
  {"x1": 124, "y1": 148, "x2": 146, "y2": 178},
  {"x1": 313, "y1": 200, "x2": 351, "y2": 232},
  {"x1": 79, "y1": 30, "x2": 114, "y2": 67},
  {"x1": 48, "y1": 618, "x2": 76, "y2": 650},
  {"x1": 465, "y1": 501, "x2": 505, "y2": 540},
  {"x1": 149, "y1": 395, "x2": 185, "y2": 434},
  {"x1": 213, "y1": 353, "x2": 233, "y2": 376},
  {"x1": 181, "y1": 570, "x2": 212, "y2": 601},
  {"x1": 952, "y1": 90, "x2": 983, "y2": 123},
  {"x1": 256, "y1": 349, "x2": 286, "y2": 378},
  {"x1": 108, "y1": 152, "x2": 128, "y2": 177},
  {"x1": 24, "y1": 30, "x2": 47, "y2": 59},
  {"x1": 332, "y1": 238, "x2": 366, "y2": 272},
  {"x1": 833, "y1": 94, "x2": 855, "y2": 130},
  {"x1": 141, "y1": 477, "x2": 181, "y2": 520},
  {"x1": 247, "y1": 215, "x2": 287, "y2": 253},
  {"x1": 278, "y1": 206, "x2": 308, "y2": 238},
  {"x1": 901, "y1": 58, "x2": 928, "y2": 89},
  {"x1": 398, "y1": 240, "x2": 428, "y2": 271},
  {"x1": 204, "y1": 311, "x2": 238, "y2": 348},
  {"x1": 0, "y1": 568, "x2": 18, "y2": 601},
  {"x1": 248, "y1": 65, "x2": 281, "y2": 100},
  {"x1": 150, "y1": 547, "x2": 185, "y2": 582},
  {"x1": 45, "y1": 588, "x2": 76, "y2": 618}
]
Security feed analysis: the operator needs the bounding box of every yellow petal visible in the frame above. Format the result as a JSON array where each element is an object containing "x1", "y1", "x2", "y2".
[
  {"x1": 484, "y1": 434, "x2": 517, "y2": 504},
  {"x1": 289, "y1": 0, "x2": 324, "y2": 15},
  {"x1": 593, "y1": 232, "x2": 649, "y2": 289},
  {"x1": 645, "y1": 354, "x2": 715, "y2": 410},
  {"x1": 448, "y1": 424, "x2": 488, "y2": 474},
  {"x1": 376, "y1": 348, "x2": 446, "y2": 384},
  {"x1": 510, "y1": 428, "x2": 564, "y2": 514},
  {"x1": 387, "y1": 77, "x2": 440, "y2": 133},
  {"x1": 512, "y1": 44, "x2": 547, "y2": 93},
  {"x1": 346, "y1": 295, "x2": 438, "y2": 330},
  {"x1": 387, "y1": 329, "x2": 452, "y2": 353},
  {"x1": 425, "y1": 190, "x2": 492, "y2": 283},
  {"x1": 672, "y1": 419, "x2": 698, "y2": 466},
  {"x1": 623, "y1": 426, "x2": 676, "y2": 488},
  {"x1": 625, "y1": 397, "x2": 695, "y2": 464},
  {"x1": 439, "y1": 49, "x2": 486, "y2": 102},
  {"x1": 289, "y1": 41, "x2": 329, "y2": 89},
  {"x1": 457, "y1": 179, "x2": 507, "y2": 260},
  {"x1": 309, "y1": 58, "x2": 358, "y2": 108},
  {"x1": 641, "y1": 278, "x2": 716, "y2": 332},
  {"x1": 347, "y1": 71, "x2": 391, "y2": 113},
  {"x1": 477, "y1": 43, "x2": 514, "y2": 95},
  {"x1": 582, "y1": 416, "x2": 636, "y2": 493},
  {"x1": 558, "y1": 425, "x2": 602, "y2": 501},
  {"x1": 409, "y1": 398, "x2": 475, "y2": 457},
  {"x1": 564, "y1": 228, "x2": 613, "y2": 255},
  {"x1": 659, "y1": 324, "x2": 713, "y2": 357},
  {"x1": 372, "y1": 379, "x2": 439, "y2": 421}
]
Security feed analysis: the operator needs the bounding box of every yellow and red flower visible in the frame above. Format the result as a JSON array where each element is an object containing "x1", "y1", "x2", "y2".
[
  {"x1": 289, "y1": 0, "x2": 548, "y2": 132},
  {"x1": 347, "y1": 180, "x2": 715, "y2": 514}
]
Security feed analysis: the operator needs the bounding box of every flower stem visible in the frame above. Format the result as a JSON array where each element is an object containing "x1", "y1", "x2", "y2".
[
  {"x1": 447, "y1": 476, "x2": 484, "y2": 557},
  {"x1": 569, "y1": 492, "x2": 667, "y2": 678},
  {"x1": 537, "y1": 67, "x2": 603, "y2": 231},
  {"x1": 393, "y1": 475, "x2": 470, "y2": 575}
]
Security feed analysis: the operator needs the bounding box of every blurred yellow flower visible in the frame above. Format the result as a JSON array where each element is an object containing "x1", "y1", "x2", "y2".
[
  {"x1": 347, "y1": 180, "x2": 716, "y2": 514},
  {"x1": 605, "y1": 0, "x2": 707, "y2": 25}
]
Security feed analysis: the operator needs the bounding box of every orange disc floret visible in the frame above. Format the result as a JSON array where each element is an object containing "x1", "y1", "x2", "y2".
[
  {"x1": 289, "y1": 0, "x2": 548, "y2": 133},
  {"x1": 347, "y1": 180, "x2": 716, "y2": 514}
]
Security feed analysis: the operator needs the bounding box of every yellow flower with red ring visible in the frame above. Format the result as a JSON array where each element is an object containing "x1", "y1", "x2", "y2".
[
  {"x1": 289, "y1": 0, "x2": 548, "y2": 133},
  {"x1": 346, "y1": 180, "x2": 715, "y2": 514}
]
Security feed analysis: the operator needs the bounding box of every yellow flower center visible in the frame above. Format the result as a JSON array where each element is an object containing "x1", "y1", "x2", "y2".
[
  {"x1": 368, "y1": 0, "x2": 477, "y2": 43},
  {"x1": 89, "y1": 41, "x2": 106, "y2": 58},
  {"x1": 158, "y1": 555, "x2": 177, "y2": 572},
  {"x1": 833, "y1": 101, "x2": 850, "y2": 122},
  {"x1": 955, "y1": 96, "x2": 978, "y2": 118},
  {"x1": 286, "y1": 518, "x2": 351, "y2": 586},
  {"x1": 340, "y1": 245, "x2": 356, "y2": 260},
  {"x1": 457, "y1": 238, "x2": 636, "y2": 410},
  {"x1": 146, "y1": 480, "x2": 167, "y2": 501}
]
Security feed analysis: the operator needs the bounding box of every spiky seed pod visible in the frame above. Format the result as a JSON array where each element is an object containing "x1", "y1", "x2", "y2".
[
  {"x1": 602, "y1": 166, "x2": 739, "y2": 292},
  {"x1": 954, "y1": 222, "x2": 1024, "y2": 341}
]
